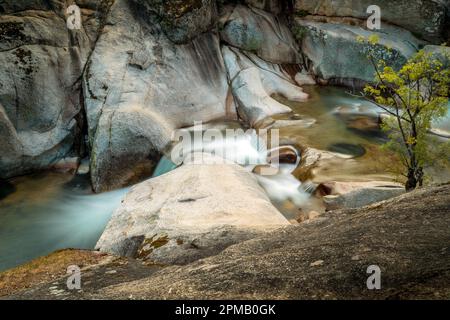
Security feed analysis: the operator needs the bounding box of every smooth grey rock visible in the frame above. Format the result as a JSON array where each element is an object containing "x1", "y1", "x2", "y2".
[
  {"x1": 220, "y1": 5, "x2": 301, "y2": 64},
  {"x1": 294, "y1": 71, "x2": 316, "y2": 86},
  {"x1": 296, "y1": 20, "x2": 423, "y2": 85},
  {"x1": 52, "y1": 157, "x2": 80, "y2": 173},
  {"x1": 244, "y1": 0, "x2": 287, "y2": 14},
  {"x1": 0, "y1": 1, "x2": 104, "y2": 179},
  {"x1": 222, "y1": 46, "x2": 308, "y2": 126},
  {"x1": 318, "y1": 181, "x2": 405, "y2": 210},
  {"x1": 85, "y1": 0, "x2": 233, "y2": 192},
  {"x1": 92, "y1": 185, "x2": 450, "y2": 300},
  {"x1": 131, "y1": 0, "x2": 218, "y2": 44},
  {"x1": 77, "y1": 157, "x2": 90, "y2": 175},
  {"x1": 294, "y1": 0, "x2": 449, "y2": 43},
  {"x1": 96, "y1": 153, "x2": 289, "y2": 265}
]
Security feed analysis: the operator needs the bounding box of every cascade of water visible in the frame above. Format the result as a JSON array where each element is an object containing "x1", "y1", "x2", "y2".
[{"x1": 159, "y1": 127, "x2": 311, "y2": 211}]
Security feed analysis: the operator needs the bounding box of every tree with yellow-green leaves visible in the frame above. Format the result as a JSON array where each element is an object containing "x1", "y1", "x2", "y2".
[{"x1": 358, "y1": 35, "x2": 450, "y2": 191}]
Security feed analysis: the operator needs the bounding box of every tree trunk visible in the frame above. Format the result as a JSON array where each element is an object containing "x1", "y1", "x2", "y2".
[
  {"x1": 406, "y1": 168, "x2": 417, "y2": 191},
  {"x1": 417, "y1": 167, "x2": 424, "y2": 187}
]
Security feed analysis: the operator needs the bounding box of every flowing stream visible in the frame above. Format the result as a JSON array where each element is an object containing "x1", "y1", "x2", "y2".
[
  {"x1": 0, "y1": 174, "x2": 128, "y2": 271},
  {"x1": 0, "y1": 86, "x2": 448, "y2": 272}
]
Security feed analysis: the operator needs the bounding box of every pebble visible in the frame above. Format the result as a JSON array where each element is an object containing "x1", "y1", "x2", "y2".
[{"x1": 310, "y1": 260, "x2": 324, "y2": 267}]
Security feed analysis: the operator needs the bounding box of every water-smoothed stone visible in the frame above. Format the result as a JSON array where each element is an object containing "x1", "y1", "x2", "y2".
[
  {"x1": 295, "y1": 20, "x2": 423, "y2": 85},
  {"x1": 327, "y1": 143, "x2": 366, "y2": 158},
  {"x1": 317, "y1": 181, "x2": 405, "y2": 210},
  {"x1": 252, "y1": 164, "x2": 279, "y2": 176},
  {"x1": 333, "y1": 104, "x2": 382, "y2": 134},
  {"x1": 131, "y1": 0, "x2": 217, "y2": 44},
  {"x1": 294, "y1": 71, "x2": 316, "y2": 86},
  {"x1": 51, "y1": 157, "x2": 80, "y2": 174},
  {"x1": 293, "y1": 147, "x2": 353, "y2": 181},
  {"x1": 96, "y1": 153, "x2": 289, "y2": 265},
  {"x1": 267, "y1": 146, "x2": 298, "y2": 165},
  {"x1": 244, "y1": 0, "x2": 289, "y2": 15},
  {"x1": 85, "y1": 0, "x2": 233, "y2": 192},
  {"x1": 268, "y1": 117, "x2": 316, "y2": 129},
  {"x1": 220, "y1": 4, "x2": 301, "y2": 64},
  {"x1": 77, "y1": 158, "x2": 90, "y2": 175},
  {"x1": 0, "y1": 1, "x2": 106, "y2": 179},
  {"x1": 294, "y1": 0, "x2": 449, "y2": 43},
  {"x1": 88, "y1": 185, "x2": 450, "y2": 300},
  {"x1": 222, "y1": 46, "x2": 307, "y2": 126}
]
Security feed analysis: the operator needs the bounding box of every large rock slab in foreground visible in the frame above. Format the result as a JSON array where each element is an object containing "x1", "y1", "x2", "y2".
[
  {"x1": 5, "y1": 184, "x2": 450, "y2": 300},
  {"x1": 95, "y1": 153, "x2": 289, "y2": 265},
  {"x1": 97, "y1": 184, "x2": 450, "y2": 300}
]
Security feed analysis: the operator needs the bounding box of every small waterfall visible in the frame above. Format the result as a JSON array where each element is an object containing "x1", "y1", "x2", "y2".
[{"x1": 161, "y1": 126, "x2": 312, "y2": 215}]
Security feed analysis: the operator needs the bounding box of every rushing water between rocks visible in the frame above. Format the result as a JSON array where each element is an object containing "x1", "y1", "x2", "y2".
[
  {"x1": 0, "y1": 173, "x2": 129, "y2": 271},
  {"x1": 0, "y1": 86, "x2": 448, "y2": 272}
]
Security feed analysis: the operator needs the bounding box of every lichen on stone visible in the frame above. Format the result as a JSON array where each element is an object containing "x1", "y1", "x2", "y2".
[
  {"x1": 0, "y1": 21, "x2": 27, "y2": 42},
  {"x1": 137, "y1": 234, "x2": 170, "y2": 259}
]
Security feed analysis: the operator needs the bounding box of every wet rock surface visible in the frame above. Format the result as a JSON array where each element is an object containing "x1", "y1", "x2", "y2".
[
  {"x1": 1, "y1": 0, "x2": 448, "y2": 193},
  {"x1": 85, "y1": 0, "x2": 232, "y2": 192}
]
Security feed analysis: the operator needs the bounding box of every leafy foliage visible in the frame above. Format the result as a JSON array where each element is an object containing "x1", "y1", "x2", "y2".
[{"x1": 358, "y1": 37, "x2": 450, "y2": 190}]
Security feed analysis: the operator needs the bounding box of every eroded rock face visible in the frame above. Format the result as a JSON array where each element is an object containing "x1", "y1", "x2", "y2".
[
  {"x1": 0, "y1": 0, "x2": 107, "y2": 179},
  {"x1": 131, "y1": 0, "x2": 217, "y2": 44},
  {"x1": 219, "y1": 4, "x2": 301, "y2": 64},
  {"x1": 85, "y1": 0, "x2": 233, "y2": 192},
  {"x1": 1, "y1": 0, "x2": 308, "y2": 191},
  {"x1": 96, "y1": 153, "x2": 289, "y2": 265},
  {"x1": 222, "y1": 46, "x2": 307, "y2": 126},
  {"x1": 295, "y1": 20, "x2": 423, "y2": 85},
  {"x1": 244, "y1": 0, "x2": 293, "y2": 15},
  {"x1": 294, "y1": 0, "x2": 449, "y2": 43}
]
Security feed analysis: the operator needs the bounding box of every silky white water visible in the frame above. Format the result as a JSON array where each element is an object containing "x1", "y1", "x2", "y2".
[{"x1": 0, "y1": 174, "x2": 128, "y2": 271}]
